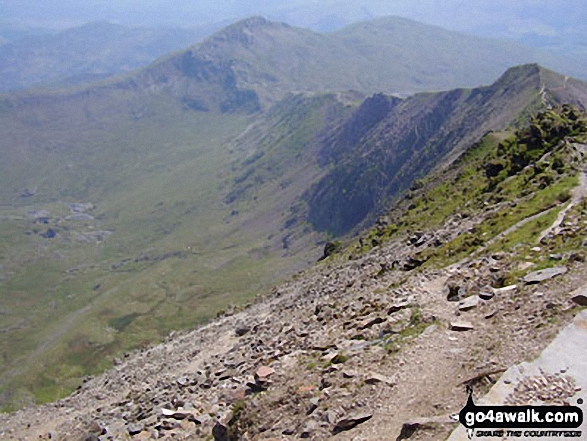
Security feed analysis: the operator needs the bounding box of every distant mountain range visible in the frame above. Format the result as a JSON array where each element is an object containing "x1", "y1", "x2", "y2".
[
  {"x1": 1, "y1": 16, "x2": 585, "y2": 96},
  {"x1": 0, "y1": 21, "x2": 219, "y2": 92}
]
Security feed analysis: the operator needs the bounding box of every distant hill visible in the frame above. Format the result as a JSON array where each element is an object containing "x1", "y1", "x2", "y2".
[
  {"x1": 4, "y1": 16, "x2": 584, "y2": 110},
  {"x1": 125, "y1": 16, "x2": 587, "y2": 109},
  {"x1": 0, "y1": 21, "x2": 217, "y2": 92}
]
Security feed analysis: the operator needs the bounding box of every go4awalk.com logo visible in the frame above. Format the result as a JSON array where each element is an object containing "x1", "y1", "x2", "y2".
[{"x1": 456, "y1": 387, "x2": 584, "y2": 439}]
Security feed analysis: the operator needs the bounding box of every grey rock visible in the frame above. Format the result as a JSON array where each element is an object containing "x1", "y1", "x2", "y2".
[
  {"x1": 523, "y1": 266, "x2": 567, "y2": 284},
  {"x1": 458, "y1": 296, "x2": 480, "y2": 311},
  {"x1": 388, "y1": 301, "x2": 410, "y2": 315},
  {"x1": 175, "y1": 375, "x2": 190, "y2": 387},
  {"x1": 364, "y1": 372, "x2": 396, "y2": 386},
  {"x1": 479, "y1": 290, "x2": 495, "y2": 301},
  {"x1": 127, "y1": 422, "x2": 144, "y2": 436},
  {"x1": 449, "y1": 321, "x2": 474, "y2": 331},
  {"x1": 235, "y1": 324, "x2": 251, "y2": 336},
  {"x1": 301, "y1": 420, "x2": 319, "y2": 438}
]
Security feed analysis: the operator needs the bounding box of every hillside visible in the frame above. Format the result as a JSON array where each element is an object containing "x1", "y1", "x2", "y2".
[
  {"x1": 2, "y1": 13, "x2": 587, "y2": 413},
  {"x1": 2, "y1": 104, "x2": 587, "y2": 440},
  {"x1": 304, "y1": 65, "x2": 587, "y2": 235},
  {"x1": 1, "y1": 60, "x2": 587, "y2": 412},
  {"x1": 0, "y1": 22, "x2": 214, "y2": 92},
  {"x1": 228, "y1": 65, "x2": 587, "y2": 236},
  {"x1": 126, "y1": 15, "x2": 587, "y2": 106}
]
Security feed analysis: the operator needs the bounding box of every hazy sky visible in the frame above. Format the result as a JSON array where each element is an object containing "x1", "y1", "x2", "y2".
[{"x1": 1, "y1": 0, "x2": 585, "y2": 47}]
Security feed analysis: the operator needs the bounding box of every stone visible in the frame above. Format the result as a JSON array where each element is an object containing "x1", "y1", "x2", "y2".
[
  {"x1": 342, "y1": 369, "x2": 358, "y2": 378},
  {"x1": 175, "y1": 375, "x2": 190, "y2": 387},
  {"x1": 255, "y1": 365, "x2": 275, "y2": 380},
  {"x1": 403, "y1": 256, "x2": 425, "y2": 271},
  {"x1": 479, "y1": 290, "x2": 495, "y2": 300},
  {"x1": 523, "y1": 266, "x2": 567, "y2": 284},
  {"x1": 235, "y1": 324, "x2": 251, "y2": 336},
  {"x1": 458, "y1": 296, "x2": 480, "y2": 311},
  {"x1": 446, "y1": 283, "x2": 465, "y2": 302},
  {"x1": 161, "y1": 407, "x2": 196, "y2": 420},
  {"x1": 127, "y1": 422, "x2": 144, "y2": 436},
  {"x1": 449, "y1": 321, "x2": 474, "y2": 331},
  {"x1": 333, "y1": 413, "x2": 373, "y2": 434},
  {"x1": 364, "y1": 372, "x2": 396, "y2": 386},
  {"x1": 300, "y1": 420, "x2": 319, "y2": 438},
  {"x1": 359, "y1": 316, "x2": 385, "y2": 330},
  {"x1": 212, "y1": 422, "x2": 229, "y2": 441},
  {"x1": 492, "y1": 284, "x2": 517, "y2": 294},
  {"x1": 322, "y1": 352, "x2": 347, "y2": 364},
  {"x1": 87, "y1": 421, "x2": 105, "y2": 435},
  {"x1": 388, "y1": 301, "x2": 410, "y2": 315},
  {"x1": 484, "y1": 309, "x2": 498, "y2": 319},
  {"x1": 569, "y1": 251, "x2": 586, "y2": 263},
  {"x1": 571, "y1": 293, "x2": 587, "y2": 306},
  {"x1": 396, "y1": 415, "x2": 457, "y2": 440}
]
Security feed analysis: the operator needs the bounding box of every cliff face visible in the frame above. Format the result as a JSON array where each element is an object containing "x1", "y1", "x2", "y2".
[{"x1": 303, "y1": 65, "x2": 587, "y2": 236}]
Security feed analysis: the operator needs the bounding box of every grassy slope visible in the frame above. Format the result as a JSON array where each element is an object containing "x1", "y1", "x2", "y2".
[
  {"x1": 356, "y1": 106, "x2": 587, "y2": 278},
  {"x1": 0, "y1": 98, "x2": 276, "y2": 408},
  {"x1": 0, "y1": 90, "x2": 352, "y2": 409}
]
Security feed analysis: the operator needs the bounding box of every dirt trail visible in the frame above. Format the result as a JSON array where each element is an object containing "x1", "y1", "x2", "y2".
[{"x1": 537, "y1": 144, "x2": 587, "y2": 243}]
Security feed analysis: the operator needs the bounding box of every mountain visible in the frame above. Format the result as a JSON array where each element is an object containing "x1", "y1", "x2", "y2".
[
  {"x1": 111, "y1": 16, "x2": 587, "y2": 108},
  {"x1": 4, "y1": 16, "x2": 585, "y2": 110},
  {"x1": 0, "y1": 21, "x2": 217, "y2": 92},
  {"x1": 227, "y1": 65, "x2": 587, "y2": 236},
  {"x1": 2, "y1": 103, "x2": 587, "y2": 440},
  {"x1": 1, "y1": 15, "x2": 587, "y2": 412},
  {"x1": 303, "y1": 65, "x2": 587, "y2": 235}
]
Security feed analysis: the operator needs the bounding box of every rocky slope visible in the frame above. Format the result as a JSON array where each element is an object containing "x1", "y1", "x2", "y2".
[
  {"x1": 304, "y1": 64, "x2": 587, "y2": 236},
  {"x1": 2, "y1": 107, "x2": 587, "y2": 440},
  {"x1": 228, "y1": 64, "x2": 587, "y2": 236}
]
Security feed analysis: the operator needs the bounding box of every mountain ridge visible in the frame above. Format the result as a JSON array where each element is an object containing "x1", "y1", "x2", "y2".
[{"x1": 3, "y1": 16, "x2": 586, "y2": 114}]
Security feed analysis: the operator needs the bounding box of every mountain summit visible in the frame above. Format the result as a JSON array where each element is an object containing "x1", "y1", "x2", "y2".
[{"x1": 5, "y1": 16, "x2": 583, "y2": 115}]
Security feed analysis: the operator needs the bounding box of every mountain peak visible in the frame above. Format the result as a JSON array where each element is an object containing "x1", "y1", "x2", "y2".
[
  {"x1": 489, "y1": 63, "x2": 550, "y2": 95},
  {"x1": 234, "y1": 16, "x2": 273, "y2": 29}
]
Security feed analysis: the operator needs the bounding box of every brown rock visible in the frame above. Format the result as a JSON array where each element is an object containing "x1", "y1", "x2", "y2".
[{"x1": 255, "y1": 365, "x2": 275, "y2": 380}]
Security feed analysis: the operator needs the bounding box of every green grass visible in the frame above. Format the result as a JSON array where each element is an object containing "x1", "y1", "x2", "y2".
[
  {"x1": 0, "y1": 95, "x2": 323, "y2": 409},
  {"x1": 355, "y1": 107, "x2": 587, "y2": 269}
]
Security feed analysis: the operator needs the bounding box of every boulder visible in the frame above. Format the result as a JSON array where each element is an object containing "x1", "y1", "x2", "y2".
[
  {"x1": 449, "y1": 321, "x2": 474, "y2": 331},
  {"x1": 458, "y1": 296, "x2": 480, "y2": 311},
  {"x1": 364, "y1": 372, "x2": 396, "y2": 386},
  {"x1": 523, "y1": 267, "x2": 567, "y2": 284}
]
